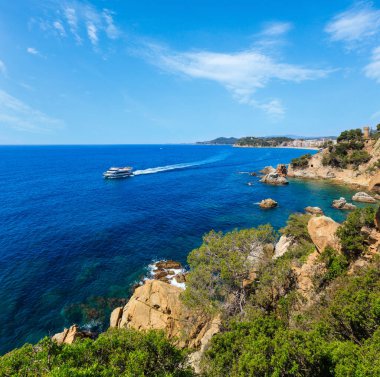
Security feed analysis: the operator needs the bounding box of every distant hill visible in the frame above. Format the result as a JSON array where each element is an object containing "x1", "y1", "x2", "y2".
[
  {"x1": 196, "y1": 137, "x2": 238, "y2": 145},
  {"x1": 197, "y1": 135, "x2": 336, "y2": 146},
  {"x1": 234, "y1": 136, "x2": 294, "y2": 147}
]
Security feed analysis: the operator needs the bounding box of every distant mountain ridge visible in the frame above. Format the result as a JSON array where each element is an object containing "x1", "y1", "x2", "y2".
[
  {"x1": 197, "y1": 135, "x2": 337, "y2": 145},
  {"x1": 196, "y1": 137, "x2": 238, "y2": 145}
]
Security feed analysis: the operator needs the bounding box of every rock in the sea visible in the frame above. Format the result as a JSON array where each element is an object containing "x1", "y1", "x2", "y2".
[
  {"x1": 260, "y1": 172, "x2": 289, "y2": 185},
  {"x1": 149, "y1": 260, "x2": 186, "y2": 287},
  {"x1": 274, "y1": 235, "x2": 295, "y2": 259},
  {"x1": 259, "y1": 198, "x2": 278, "y2": 209},
  {"x1": 332, "y1": 197, "x2": 356, "y2": 210},
  {"x1": 305, "y1": 206, "x2": 324, "y2": 215},
  {"x1": 307, "y1": 216, "x2": 341, "y2": 253},
  {"x1": 375, "y1": 194, "x2": 380, "y2": 200},
  {"x1": 155, "y1": 260, "x2": 182, "y2": 269},
  {"x1": 52, "y1": 325, "x2": 94, "y2": 345},
  {"x1": 352, "y1": 192, "x2": 377, "y2": 203},
  {"x1": 175, "y1": 273, "x2": 187, "y2": 284},
  {"x1": 276, "y1": 164, "x2": 288, "y2": 176},
  {"x1": 260, "y1": 166, "x2": 276, "y2": 175}
]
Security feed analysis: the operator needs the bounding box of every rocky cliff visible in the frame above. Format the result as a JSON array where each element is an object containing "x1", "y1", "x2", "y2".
[
  {"x1": 109, "y1": 279, "x2": 218, "y2": 349},
  {"x1": 288, "y1": 138, "x2": 380, "y2": 190}
]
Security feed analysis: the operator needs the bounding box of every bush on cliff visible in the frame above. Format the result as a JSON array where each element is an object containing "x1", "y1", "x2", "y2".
[
  {"x1": 202, "y1": 257, "x2": 380, "y2": 377},
  {"x1": 336, "y1": 206, "x2": 377, "y2": 259},
  {"x1": 0, "y1": 329, "x2": 193, "y2": 377},
  {"x1": 322, "y1": 129, "x2": 371, "y2": 169},
  {"x1": 337, "y1": 129, "x2": 363, "y2": 143},
  {"x1": 290, "y1": 153, "x2": 312, "y2": 169},
  {"x1": 182, "y1": 226, "x2": 277, "y2": 316},
  {"x1": 280, "y1": 213, "x2": 312, "y2": 244}
]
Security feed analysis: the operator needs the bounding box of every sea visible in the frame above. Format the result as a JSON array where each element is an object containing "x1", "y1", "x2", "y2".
[{"x1": 0, "y1": 144, "x2": 371, "y2": 354}]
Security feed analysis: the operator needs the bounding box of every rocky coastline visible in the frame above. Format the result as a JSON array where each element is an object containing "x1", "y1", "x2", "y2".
[{"x1": 287, "y1": 138, "x2": 380, "y2": 192}]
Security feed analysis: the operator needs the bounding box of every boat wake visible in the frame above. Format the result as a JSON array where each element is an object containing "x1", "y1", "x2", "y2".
[{"x1": 133, "y1": 153, "x2": 228, "y2": 176}]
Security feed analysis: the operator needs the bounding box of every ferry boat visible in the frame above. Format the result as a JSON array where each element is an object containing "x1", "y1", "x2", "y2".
[{"x1": 103, "y1": 167, "x2": 133, "y2": 179}]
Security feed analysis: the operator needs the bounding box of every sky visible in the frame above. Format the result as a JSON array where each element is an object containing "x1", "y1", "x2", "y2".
[{"x1": 1, "y1": 0, "x2": 380, "y2": 144}]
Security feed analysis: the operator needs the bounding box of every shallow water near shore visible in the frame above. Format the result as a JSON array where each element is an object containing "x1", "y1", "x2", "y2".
[{"x1": 0, "y1": 144, "x2": 373, "y2": 354}]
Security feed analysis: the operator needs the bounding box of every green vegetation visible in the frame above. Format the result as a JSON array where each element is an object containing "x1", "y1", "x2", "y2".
[
  {"x1": 182, "y1": 226, "x2": 277, "y2": 316},
  {"x1": 290, "y1": 153, "x2": 312, "y2": 169},
  {"x1": 0, "y1": 329, "x2": 192, "y2": 377},
  {"x1": 235, "y1": 136, "x2": 293, "y2": 147},
  {"x1": 317, "y1": 247, "x2": 349, "y2": 286},
  {"x1": 197, "y1": 137, "x2": 238, "y2": 145},
  {"x1": 336, "y1": 129, "x2": 363, "y2": 143},
  {"x1": 185, "y1": 209, "x2": 380, "y2": 376},
  {"x1": 366, "y1": 159, "x2": 380, "y2": 173},
  {"x1": 2, "y1": 208, "x2": 380, "y2": 376},
  {"x1": 201, "y1": 256, "x2": 380, "y2": 377},
  {"x1": 280, "y1": 213, "x2": 312, "y2": 243},
  {"x1": 322, "y1": 129, "x2": 371, "y2": 169},
  {"x1": 336, "y1": 207, "x2": 376, "y2": 259}
]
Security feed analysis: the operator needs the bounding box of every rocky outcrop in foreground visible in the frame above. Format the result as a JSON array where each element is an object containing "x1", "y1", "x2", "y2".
[
  {"x1": 274, "y1": 235, "x2": 295, "y2": 259},
  {"x1": 307, "y1": 216, "x2": 341, "y2": 253},
  {"x1": 110, "y1": 279, "x2": 218, "y2": 349},
  {"x1": 52, "y1": 325, "x2": 94, "y2": 345}
]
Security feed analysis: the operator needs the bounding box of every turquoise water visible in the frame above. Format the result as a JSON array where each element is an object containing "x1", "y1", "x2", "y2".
[{"x1": 0, "y1": 145, "x2": 369, "y2": 354}]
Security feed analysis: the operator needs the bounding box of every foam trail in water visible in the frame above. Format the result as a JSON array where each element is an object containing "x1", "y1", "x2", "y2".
[{"x1": 133, "y1": 153, "x2": 228, "y2": 175}]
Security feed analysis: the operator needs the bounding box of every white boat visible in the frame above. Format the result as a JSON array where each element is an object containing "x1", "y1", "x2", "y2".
[{"x1": 103, "y1": 167, "x2": 133, "y2": 179}]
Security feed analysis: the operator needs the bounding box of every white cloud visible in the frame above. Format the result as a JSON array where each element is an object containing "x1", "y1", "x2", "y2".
[
  {"x1": 142, "y1": 44, "x2": 330, "y2": 117},
  {"x1": 35, "y1": 2, "x2": 121, "y2": 48},
  {"x1": 325, "y1": 2, "x2": 380, "y2": 45},
  {"x1": 261, "y1": 22, "x2": 292, "y2": 37},
  {"x1": 64, "y1": 7, "x2": 82, "y2": 43},
  {"x1": 86, "y1": 22, "x2": 98, "y2": 45},
  {"x1": 103, "y1": 9, "x2": 119, "y2": 39},
  {"x1": 364, "y1": 46, "x2": 380, "y2": 82},
  {"x1": 0, "y1": 60, "x2": 6, "y2": 76},
  {"x1": 0, "y1": 90, "x2": 64, "y2": 133},
  {"x1": 53, "y1": 20, "x2": 66, "y2": 36},
  {"x1": 27, "y1": 47, "x2": 39, "y2": 55}
]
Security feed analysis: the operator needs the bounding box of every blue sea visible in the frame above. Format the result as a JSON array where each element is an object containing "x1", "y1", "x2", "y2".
[{"x1": 0, "y1": 145, "x2": 368, "y2": 354}]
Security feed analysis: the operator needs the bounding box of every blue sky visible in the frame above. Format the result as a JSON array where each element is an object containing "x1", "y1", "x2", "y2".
[{"x1": 1, "y1": 0, "x2": 380, "y2": 144}]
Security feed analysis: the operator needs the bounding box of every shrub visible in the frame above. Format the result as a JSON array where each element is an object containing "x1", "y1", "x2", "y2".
[
  {"x1": 336, "y1": 207, "x2": 376, "y2": 259},
  {"x1": 322, "y1": 129, "x2": 370, "y2": 169},
  {"x1": 182, "y1": 226, "x2": 277, "y2": 316},
  {"x1": 290, "y1": 153, "x2": 312, "y2": 169},
  {"x1": 320, "y1": 260, "x2": 380, "y2": 344},
  {"x1": 0, "y1": 329, "x2": 193, "y2": 376},
  {"x1": 337, "y1": 129, "x2": 363, "y2": 143},
  {"x1": 202, "y1": 258, "x2": 380, "y2": 376},
  {"x1": 250, "y1": 258, "x2": 296, "y2": 315},
  {"x1": 280, "y1": 213, "x2": 312, "y2": 243},
  {"x1": 202, "y1": 315, "x2": 332, "y2": 377},
  {"x1": 347, "y1": 150, "x2": 371, "y2": 167},
  {"x1": 316, "y1": 247, "x2": 348, "y2": 287}
]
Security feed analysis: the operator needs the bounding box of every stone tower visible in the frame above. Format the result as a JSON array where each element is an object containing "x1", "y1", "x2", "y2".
[{"x1": 363, "y1": 126, "x2": 370, "y2": 139}]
